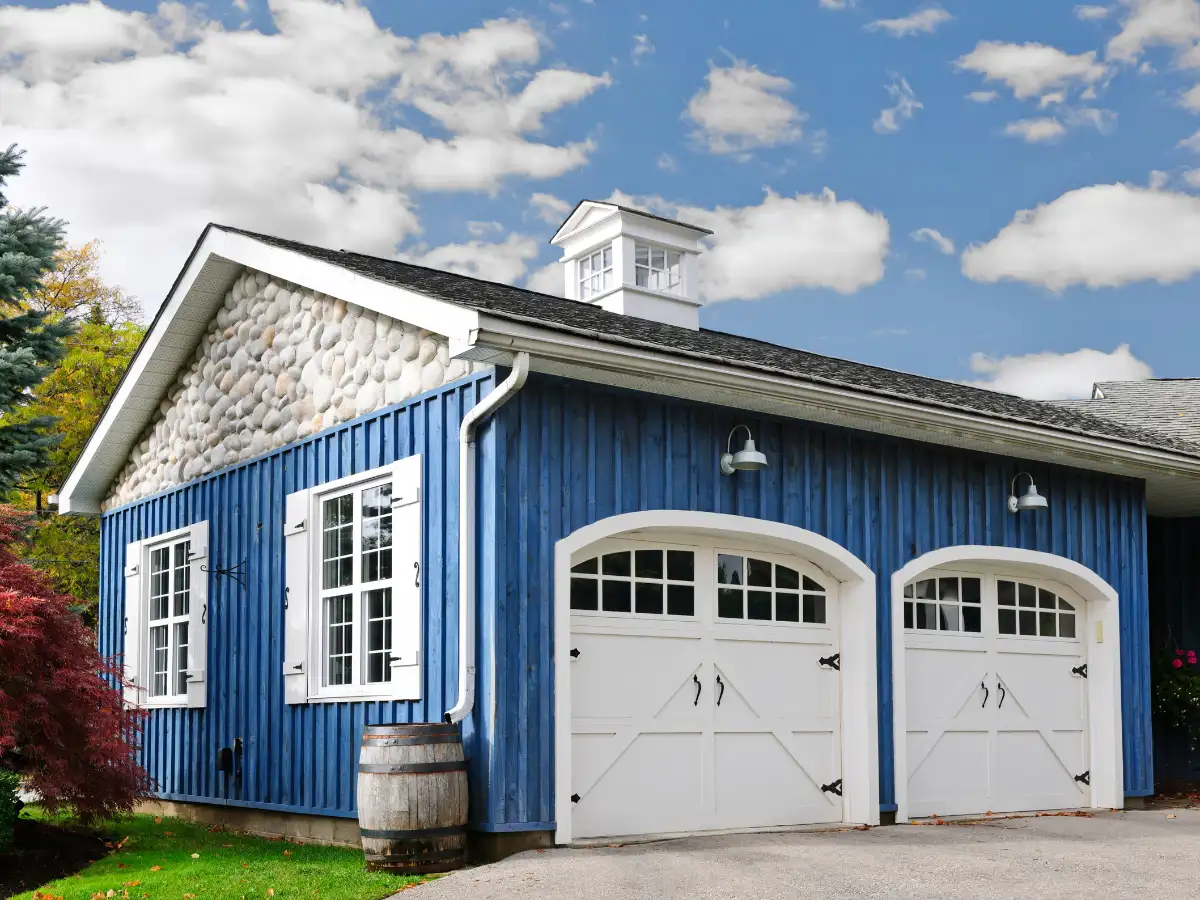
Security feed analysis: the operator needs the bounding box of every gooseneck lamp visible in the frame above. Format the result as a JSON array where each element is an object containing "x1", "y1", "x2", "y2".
[
  {"x1": 720, "y1": 424, "x2": 769, "y2": 475},
  {"x1": 1007, "y1": 472, "x2": 1048, "y2": 514}
]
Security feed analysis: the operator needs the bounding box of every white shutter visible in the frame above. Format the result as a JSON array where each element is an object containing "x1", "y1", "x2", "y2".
[
  {"x1": 284, "y1": 488, "x2": 312, "y2": 704},
  {"x1": 122, "y1": 540, "x2": 144, "y2": 707},
  {"x1": 390, "y1": 454, "x2": 423, "y2": 700},
  {"x1": 185, "y1": 521, "x2": 209, "y2": 709}
]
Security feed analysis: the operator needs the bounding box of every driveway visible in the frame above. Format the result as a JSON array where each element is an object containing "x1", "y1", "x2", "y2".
[{"x1": 407, "y1": 809, "x2": 1200, "y2": 900}]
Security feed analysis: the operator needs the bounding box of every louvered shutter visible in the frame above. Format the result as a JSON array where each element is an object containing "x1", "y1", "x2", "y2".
[
  {"x1": 122, "y1": 540, "x2": 144, "y2": 707},
  {"x1": 185, "y1": 521, "x2": 209, "y2": 708},
  {"x1": 283, "y1": 488, "x2": 312, "y2": 704},
  {"x1": 390, "y1": 454, "x2": 423, "y2": 701}
]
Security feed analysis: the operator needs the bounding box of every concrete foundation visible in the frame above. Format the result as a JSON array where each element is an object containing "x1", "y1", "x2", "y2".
[{"x1": 137, "y1": 800, "x2": 361, "y2": 847}]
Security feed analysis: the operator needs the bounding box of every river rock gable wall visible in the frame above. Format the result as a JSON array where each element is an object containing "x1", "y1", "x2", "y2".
[{"x1": 106, "y1": 267, "x2": 478, "y2": 510}]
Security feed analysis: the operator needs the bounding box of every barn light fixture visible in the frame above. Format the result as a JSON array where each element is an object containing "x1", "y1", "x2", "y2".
[
  {"x1": 1007, "y1": 472, "x2": 1048, "y2": 514},
  {"x1": 720, "y1": 424, "x2": 768, "y2": 475}
]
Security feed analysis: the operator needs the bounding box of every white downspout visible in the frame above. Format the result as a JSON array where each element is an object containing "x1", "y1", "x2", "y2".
[{"x1": 445, "y1": 352, "x2": 531, "y2": 724}]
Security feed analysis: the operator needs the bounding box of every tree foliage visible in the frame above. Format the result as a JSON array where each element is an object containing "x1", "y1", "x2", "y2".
[
  {"x1": 0, "y1": 145, "x2": 74, "y2": 492},
  {"x1": 25, "y1": 240, "x2": 141, "y2": 323},
  {"x1": 0, "y1": 506, "x2": 151, "y2": 820}
]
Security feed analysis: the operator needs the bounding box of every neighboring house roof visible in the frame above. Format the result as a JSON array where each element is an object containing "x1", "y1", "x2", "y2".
[
  {"x1": 1054, "y1": 379, "x2": 1200, "y2": 444},
  {"x1": 227, "y1": 226, "x2": 1200, "y2": 458},
  {"x1": 57, "y1": 224, "x2": 1200, "y2": 515}
]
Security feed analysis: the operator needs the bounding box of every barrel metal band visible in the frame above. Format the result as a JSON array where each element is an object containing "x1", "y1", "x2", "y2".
[
  {"x1": 360, "y1": 825, "x2": 466, "y2": 840},
  {"x1": 364, "y1": 725, "x2": 458, "y2": 736},
  {"x1": 362, "y1": 734, "x2": 461, "y2": 746},
  {"x1": 358, "y1": 761, "x2": 467, "y2": 775}
]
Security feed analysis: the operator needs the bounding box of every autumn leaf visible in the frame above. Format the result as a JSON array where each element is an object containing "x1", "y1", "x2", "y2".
[
  {"x1": 149, "y1": 866, "x2": 161, "y2": 872},
  {"x1": 154, "y1": 816, "x2": 162, "y2": 824},
  {"x1": 267, "y1": 890, "x2": 275, "y2": 897},
  {"x1": 121, "y1": 882, "x2": 141, "y2": 888},
  {"x1": 283, "y1": 849, "x2": 292, "y2": 857},
  {"x1": 191, "y1": 852, "x2": 200, "y2": 858}
]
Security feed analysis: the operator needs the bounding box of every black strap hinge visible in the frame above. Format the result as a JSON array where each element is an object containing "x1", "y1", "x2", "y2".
[
  {"x1": 1072, "y1": 663, "x2": 1087, "y2": 679},
  {"x1": 819, "y1": 653, "x2": 841, "y2": 671},
  {"x1": 820, "y1": 778, "x2": 843, "y2": 796},
  {"x1": 570, "y1": 648, "x2": 580, "y2": 659},
  {"x1": 570, "y1": 793, "x2": 580, "y2": 803},
  {"x1": 1074, "y1": 771, "x2": 1090, "y2": 786}
]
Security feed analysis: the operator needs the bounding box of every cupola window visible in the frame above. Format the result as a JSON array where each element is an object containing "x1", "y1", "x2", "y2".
[
  {"x1": 578, "y1": 245, "x2": 613, "y2": 300},
  {"x1": 634, "y1": 242, "x2": 682, "y2": 294}
]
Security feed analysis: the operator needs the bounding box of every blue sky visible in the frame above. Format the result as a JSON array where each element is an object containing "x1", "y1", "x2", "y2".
[{"x1": 5, "y1": 0, "x2": 1200, "y2": 398}]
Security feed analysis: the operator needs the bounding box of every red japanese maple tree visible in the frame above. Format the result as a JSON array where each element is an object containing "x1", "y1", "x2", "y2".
[{"x1": 0, "y1": 506, "x2": 150, "y2": 820}]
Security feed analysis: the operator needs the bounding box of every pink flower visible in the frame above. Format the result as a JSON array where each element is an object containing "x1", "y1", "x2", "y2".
[
  {"x1": 1172, "y1": 658, "x2": 1184, "y2": 669},
  {"x1": 1177, "y1": 649, "x2": 1185, "y2": 656}
]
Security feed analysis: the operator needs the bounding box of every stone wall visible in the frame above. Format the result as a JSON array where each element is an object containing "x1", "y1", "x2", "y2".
[{"x1": 106, "y1": 268, "x2": 479, "y2": 510}]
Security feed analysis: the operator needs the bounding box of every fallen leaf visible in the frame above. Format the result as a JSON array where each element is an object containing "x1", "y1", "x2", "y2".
[
  {"x1": 1167, "y1": 813, "x2": 1178, "y2": 818},
  {"x1": 107, "y1": 891, "x2": 115, "y2": 898},
  {"x1": 242, "y1": 862, "x2": 249, "y2": 868},
  {"x1": 191, "y1": 853, "x2": 200, "y2": 859},
  {"x1": 163, "y1": 831, "x2": 174, "y2": 837},
  {"x1": 122, "y1": 882, "x2": 141, "y2": 888},
  {"x1": 223, "y1": 844, "x2": 234, "y2": 848},
  {"x1": 117, "y1": 863, "x2": 127, "y2": 869},
  {"x1": 149, "y1": 866, "x2": 161, "y2": 872},
  {"x1": 268, "y1": 890, "x2": 275, "y2": 897},
  {"x1": 154, "y1": 816, "x2": 163, "y2": 824},
  {"x1": 283, "y1": 849, "x2": 292, "y2": 857}
]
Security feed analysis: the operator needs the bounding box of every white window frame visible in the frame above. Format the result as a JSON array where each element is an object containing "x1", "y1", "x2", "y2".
[
  {"x1": 578, "y1": 244, "x2": 613, "y2": 301},
  {"x1": 633, "y1": 241, "x2": 682, "y2": 295},
  {"x1": 284, "y1": 455, "x2": 422, "y2": 704},
  {"x1": 124, "y1": 521, "x2": 209, "y2": 710}
]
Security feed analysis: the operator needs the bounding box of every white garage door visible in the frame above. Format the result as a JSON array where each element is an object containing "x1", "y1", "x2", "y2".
[
  {"x1": 568, "y1": 537, "x2": 844, "y2": 839},
  {"x1": 903, "y1": 570, "x2": 1090, "y2": 818}
]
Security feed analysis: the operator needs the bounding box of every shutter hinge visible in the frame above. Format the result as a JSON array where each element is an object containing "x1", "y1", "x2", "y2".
[
  {"x1": 819, "y1": 653, "x2": 841, "y2": 671},
  {"x1": 820, "y1": 778, "x2": 843, "y2": 796},
  {"x1": 1074, "y1": 771, "x2": 1090, "y2": 786},
  {"x1": 570, "y1": 793, "x2": 580, "y2": 803},
  {"x1": 569, "y1": 648, "x2": 580, "y2": 659},
  {"x1": 1071, "y1": 663, "x2": 1088, "y2": 679}
]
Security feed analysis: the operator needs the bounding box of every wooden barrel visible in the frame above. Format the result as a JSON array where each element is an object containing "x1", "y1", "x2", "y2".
[{"x1": 357, "y1": 723, "x2": 469, "y2": 873}]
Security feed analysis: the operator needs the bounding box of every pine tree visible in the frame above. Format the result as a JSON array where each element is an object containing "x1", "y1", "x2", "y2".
[{"x1": 0, "y1": 145, "x2": 73, "y2": 492}]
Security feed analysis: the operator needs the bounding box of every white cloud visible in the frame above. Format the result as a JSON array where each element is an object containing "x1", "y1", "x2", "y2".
[
  {"x1": 1106, "y1": 0, "x2": 1200, "y2": 63},
  {"x1": 610, "y1": 188, "x2": 890, "y2": 301},
  {"x1": 912, "y1": 227, "x2": 955, "y2": 255},
  {"x1": 962, "y1": 183, "x2": 1200, "y2": 290},
  {"x1": 873, "y1": 77, "x2": 922, "y2": 133},
  {"x1": 1184, "y1": 168, "x2": 1200, "y2": 187},
  {"x1": 967, "y1": 90, "x2": 999, "y2": 103},
  {"x1": 1039, "y1": 91, "x2": 1067, "y2": 108},
  {"x1": 1075, "y1": 4, "x2": 1111, "y2": 19},
  {"x1": 685, "y1": 58, "x2": 806, "y2": 155},
  {"x1": 905, "y1": 268, "x2": 926, "y2": 279},
  {"x1": 1178, "y1": 127, "x2": 1200, "y2": 150},
  {"x1": 966, "y1": 345, "x2": 1152, "y2": 400},
  {"x1": 525, "y1": 261, "x2": 564, "y2": 296},
  {"x1": 866, "y1": 6, "x2": 951, "y2": 37},
  {"x1": 657, "y1": 152, "x2": 678, "y2": 171},
  {"x1": 0, "y1": 1, "x2": 610, "y2": 309},
  {"x1": 1182, "y1": 82, "x2": 1200, "y2": 109},
  {"x1": 1004, "y1": 118, "x2": 1068, "y2": 142},
  {"x1": 466, "y1": 220, "x2": 504, "y2": 236},
  {"x1": 955, "y1": 41, "x2": 1108, "y2": 100},
  {"x1": 632, "y1": 33, "x2": 654, "y2": 61},
  {"x1": 819, "y1": 0, "x2": 855, "y2": 8},
  {"x1": 401, "y1": 233, "x2": 540, "y2": 285},
  {"x1": 529, "y1": 192, "x2": 572, "y2": 225},
  {"x1": 1149, "y1": 170, "x2": 1170, "y2": 189}
]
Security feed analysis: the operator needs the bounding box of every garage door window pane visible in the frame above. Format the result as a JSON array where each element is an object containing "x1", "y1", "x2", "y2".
[
  {"x1": 803, "y1": 594, "x2": 826, "y2": 624},
  {"x1": 939, "y1": 604, "x2": 960, "y2": 631},
  {"x1": 1039, "y1": 588, "x2": 1057, "y2": 609},
  {"x1": 776, "y1": 565, "x2": 800, "y2": 591},
  {"x1": 962, "y1": 605, "x2": 981, "y2": 633},
  {"x1": 998, "y1": 580, "x2": 1016, "y2": 606},
  {"x1": 718, "y1": 588, "x2": 743, "y2": 619},
  {"x1": 1039, "y1": 611, "x2": 1057, "y2": 636},
  {"x1": 1019, "y1": 610, "x2": 1036, "y2": 635},
  {"x1": 939, "y1": 578, "x2": 959, "y2": 602},
  {"x1": 999, "y1": 608, "x2": 1016, "y2": 634},
  {"x1": 603, "y1": 580, "x2": 632, "y2": 612},
  {"x1": 717, "y1": 555, "x2": 743, "y2": 586},
  {"x1": 748, "y1": 558, "x2": 772, "y2": 587},
  {"x1": 571, "y1": 556, "x2": 598, "y2": 574},
  {"x1": 961, "y1": 578, "x2": 981, "y2": 604},
  {"x1": 916, "y1": 602, "x2": 937, "y2": 630},
  {"x1": 635, "y1": 550, "x2": 663, "y2": 579},
  {"x1": 904, "y1": 601, "x2": 914, "y2": 629},
  {"x1": 777, "y1": 593, "x2": 800, "y2": 622},
  {"x1": 913, "y1": 579, "x2": 936, "y2": 601},
  {"x1": 748, "y1": 590, "x2": 772, "y2": 620},
  {"x1": 667, "y1": 551, "x2": 694, "y2": 582},
  {"x1": 570, "y1": 577, "x2": 598, "y2": 610},
  {"x1": 1059, "y1": 613, "x2": 1076, "y2": 638},
  {"x1": 1018, "y1": 583, "x2": 1036, "y2": 607},
  {"x1": 602, "y1": 552, "x2": 631, "y2": 577},
  {"x1": 667, "y1": 585, "x2": 694, "y2": 616},
  {"x1": 635, "y1": 582, "x2": 663, "y2": 614},
  {"x1": 803, "y1": 575, "x2": 824, "y2": 592}
]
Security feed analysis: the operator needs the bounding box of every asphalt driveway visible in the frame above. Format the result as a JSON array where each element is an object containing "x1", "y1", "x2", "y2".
[{"x1": 407, "y1": 809, "x2": 1200, "y2": 900}]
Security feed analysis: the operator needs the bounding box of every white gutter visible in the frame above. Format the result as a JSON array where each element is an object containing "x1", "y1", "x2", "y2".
[{"x1": 445, "y1": 352, "x2": 531, "y2": 725}]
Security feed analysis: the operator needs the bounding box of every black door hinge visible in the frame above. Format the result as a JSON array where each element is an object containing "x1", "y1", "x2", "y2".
[
  {"x1": 1072, "y1": 663, "x2": 1087, "y2": 679},
  {"x1": 1074, "y1": 771, "x2": 1090, "y2": 786},
  {"x1": 819, "y1": 653, "x2": 841, "y2": 671},
  {"x1": 570, "y1": 648, "x2": 580, "y2": 659},
  {"x1": 570, "y1": 793, "x2": 580, "y2": 803},
  {"x1": 820, "y1": 778, "x2": 843, "y2": 796}
]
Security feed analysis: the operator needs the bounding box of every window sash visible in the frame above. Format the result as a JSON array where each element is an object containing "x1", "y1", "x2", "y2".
[
  {"x1": 634, "y1": 242, "x2": 682, "y2": 294},
  {"x1": 315, "y1": 476, "x2": 398, "y2": 696},
  {"x1": 146, "y1": 537, "x2": 191, "y2": 700},
  {"x1": 578, "y1": 246, "x2": 613, "y2": 300}
]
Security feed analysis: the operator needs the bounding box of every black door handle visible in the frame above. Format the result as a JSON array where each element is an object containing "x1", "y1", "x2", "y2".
[
  {"x1": 997, "y1": 681, "x2": 1006, "y2": 709},
  {"x1": 693, "y1": 674, "x2": 701, "y2": 706},
  {"x1": 716, "y1": 674, "x2": 725, "y2": 706},
  {"x1": 981, "y1": 681, "x2": 989, "y2": 708}
]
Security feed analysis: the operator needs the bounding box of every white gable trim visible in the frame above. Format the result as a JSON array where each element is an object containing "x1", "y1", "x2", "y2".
[{"x1": 58, "y1": 227, "x2": 480, "y2": 515}]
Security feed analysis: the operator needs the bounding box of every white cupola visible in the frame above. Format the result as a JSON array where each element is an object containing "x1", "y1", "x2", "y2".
[{"x1": 550, "y1": 200, "x2": 712, "y2": 330}]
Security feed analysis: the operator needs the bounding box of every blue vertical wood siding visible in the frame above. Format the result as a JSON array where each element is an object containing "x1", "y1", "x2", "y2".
[
  {"x1": 479, "y1": 376, "x2": 1153, "y2": 829},
  {"x1": 1147, "y1": 516, "x2": 1200, "y2": 786},
  {"x1": 99, "y1": 372, "x2": 497, "y2": 820}
]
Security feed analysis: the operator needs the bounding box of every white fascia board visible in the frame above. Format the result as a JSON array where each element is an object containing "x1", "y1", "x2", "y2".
[
  {"x1": 462, "y1": 317, "x2": 1200, "y2": 513},
  {"x1": 58, "y1": 228, "x2": 480, "y2": 515}
]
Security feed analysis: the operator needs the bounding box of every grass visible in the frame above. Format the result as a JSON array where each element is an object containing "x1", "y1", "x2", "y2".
[{"x1": 13, "y1": 808, "x2": 431, "y2": 900}]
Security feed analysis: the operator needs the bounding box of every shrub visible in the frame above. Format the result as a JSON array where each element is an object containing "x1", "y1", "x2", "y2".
[
  {"x1": 1151, "y1": 647, "x2": 1200, "y2": 749},
  {"x1": 0, "y1": 506, "x2": 151, "y2": 821},
  {"x1": 0, "y1": 768, "x2": 17, "y2": 851}
]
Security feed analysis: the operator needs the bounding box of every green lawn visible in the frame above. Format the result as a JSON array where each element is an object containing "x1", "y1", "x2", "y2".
[{"x1": 14, "y1": 809, "x2": 430, "y2": 900}]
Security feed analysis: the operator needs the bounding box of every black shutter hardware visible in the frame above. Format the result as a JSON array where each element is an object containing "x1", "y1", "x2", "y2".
[
  {"x1": 693, "y1": 674, "x2": 702, "y2": 706},
  {"x1": 716, "y1": 674, "x2": 725, "y2": 707},
  {"x1": 981, "y1": 681, "x2": 989, "y2": 708},
  {"x1": 1072, "y1": 663, "x2": 1088, "y2": 679},
  {"x1": 1074, "y1": 771, "x2": 1090, "y2": 786},
  {"x1": 820, "y1": 779, "x2": 843, "y2": 796},
  {"x1": 997, "y1": 681, "x2": 1006, "y2": 709},
  {"x1": 569, "y1": 648, "x2": 580, "y2": 659},
  {"x1": 818, "y1": 653, "x2": 841, "y2": 671},
  {"x1": 570, "y1": 793, "x2": 580, "y2": 803}
]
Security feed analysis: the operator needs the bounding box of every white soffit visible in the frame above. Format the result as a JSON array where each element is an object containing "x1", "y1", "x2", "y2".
[{"x1": 58, "y1": 227, "x2": 480, "y2": 515}]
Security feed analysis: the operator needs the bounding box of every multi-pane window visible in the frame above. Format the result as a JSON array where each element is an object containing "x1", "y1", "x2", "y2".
[
  {"x1": 578, "y1": 245, "x2": 613, "y2": 300},
  {"x1": 904, "y1": 576, "x2": 982, "y2": 633},
  {"x1": 634, "y1": 242, "x2": 682, "y2": 294},
  {"x1": 570, "y1": 548, "x2": 696, "y2": 617},
  {"x1": 998, "y1": 580, "x2": 1077, "y2": 638},
  {"x1": 147, "y1": 539, "x2": 191, "y2": 699},
  {"x1": 716, "y1": 554, "x2": 827, "y2": 624},
  {"x1": 318, "y1": 479, "x2": 395, "y2": 691}
]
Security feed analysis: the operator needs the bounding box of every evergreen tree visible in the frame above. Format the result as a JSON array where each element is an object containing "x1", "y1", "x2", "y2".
[{"x1": 0, "y1": 145, "x2": 73, "y2": 492}]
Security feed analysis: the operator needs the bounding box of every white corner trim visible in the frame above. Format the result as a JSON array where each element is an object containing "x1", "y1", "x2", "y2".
[
  {"x1": 889, "y1": 546, "x2": 1124, "y2": 822},
  {"x1": 552, "y1": 510, "x2": 879, "y2": 845}
]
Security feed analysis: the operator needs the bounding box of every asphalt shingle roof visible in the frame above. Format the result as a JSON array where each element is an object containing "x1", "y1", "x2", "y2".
[
  {"x1": 1055, "y1": 379, "x2": 1200, "y2": 445},
  {"x1": 223, "y1": 226, "x2": 1200, "y2": 461}
]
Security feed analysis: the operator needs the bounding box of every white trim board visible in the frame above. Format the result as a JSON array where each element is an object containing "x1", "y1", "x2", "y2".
[
  {"x1": 552, "y1": 510, "x2": 880, "y2": 845},
  {"x1": 889, "y1": 546, "x2": 1123, "y2": 822}
]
